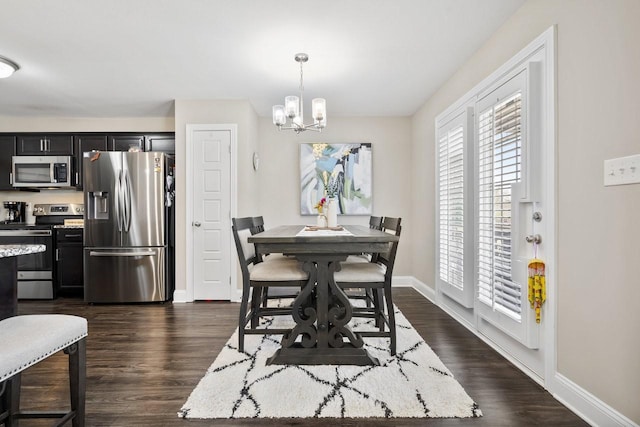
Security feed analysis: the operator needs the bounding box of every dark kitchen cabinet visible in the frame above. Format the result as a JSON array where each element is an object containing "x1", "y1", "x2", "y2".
[
  {"x1": 17, "y1": 135, "x2": 73, "y2": 155},
  {"x1": 75, "y1": 135, "x2": 108, "y2": 189},
  {"x1": 145, "y1": 133, "x2": 175, "y2": 153},
  {"x1": 0, "y1": 135, "x2": 16, "y2": 190},
  {"x1": 55, "y1": 228, "x2": 84, "y2": 297},
  {"x1": 109, "y1": 135, "x2": 144, "y2": 152}
]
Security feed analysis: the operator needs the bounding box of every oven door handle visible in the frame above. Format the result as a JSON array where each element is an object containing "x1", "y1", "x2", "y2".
[
  {"x1": 0, "y1": 230, "x2": 52, "y2": 237},
  {"x1": 89, "y1": 250, "x2": 155, "y2": 257}
]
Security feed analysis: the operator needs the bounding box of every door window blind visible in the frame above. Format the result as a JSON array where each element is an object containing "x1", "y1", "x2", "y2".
[
  {"x1": 477, "y1": 92, "x2": 523, "y2": 321},
  {"x1": 439, "y1": 125, "x2": 465, "y2": 291}
]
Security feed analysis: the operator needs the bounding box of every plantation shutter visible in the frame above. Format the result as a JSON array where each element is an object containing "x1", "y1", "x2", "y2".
[
  {"x1": 437, "y1": 109, "x2": 473, "y2": 307},
  {"x1": 476, "y1": 92, "x2": 523, "y2": 321},
  {"x1": 439, "y1": 126, "x2": 464, "y2": 288}
]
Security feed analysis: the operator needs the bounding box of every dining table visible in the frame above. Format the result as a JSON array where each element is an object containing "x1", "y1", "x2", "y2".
[{"x1": 248, "y1": 224, "x2": 399, "y2": 366}]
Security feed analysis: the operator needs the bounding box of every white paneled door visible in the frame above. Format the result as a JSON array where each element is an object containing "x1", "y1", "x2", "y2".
[{"x1": 191, "y1": 128, "x2": 232, "y2": 300}]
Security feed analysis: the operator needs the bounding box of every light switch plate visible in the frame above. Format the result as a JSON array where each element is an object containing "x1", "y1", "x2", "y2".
[{"x1": 604, "y1": 154, "x2": 640, "y2": 186}]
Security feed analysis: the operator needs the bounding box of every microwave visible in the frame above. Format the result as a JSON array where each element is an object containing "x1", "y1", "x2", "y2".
[{"x1": 12, "y1": 156, "x2": 73, "y2": 188}]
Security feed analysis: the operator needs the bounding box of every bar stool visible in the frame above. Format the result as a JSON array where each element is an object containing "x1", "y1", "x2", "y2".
[{"x1": 0, "y1": 314, "x2": 87, "y2": 427}]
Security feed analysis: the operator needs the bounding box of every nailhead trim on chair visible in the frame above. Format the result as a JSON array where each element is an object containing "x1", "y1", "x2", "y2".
[{"x1": 0, "y1": 315, "x2": 88, "y2": 382}]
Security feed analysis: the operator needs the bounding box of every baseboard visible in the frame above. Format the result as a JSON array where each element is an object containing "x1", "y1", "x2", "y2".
[
  {"x1": 173, "y1": 289, "x2": 189, "y2": 303},
  {"x1": 552, "y1": 373, "x2": 638, "y2": 427},
  {"x1": 393, "y1": 275, "x2": 436, "y2": 303},
  {"x1": 403, "y1": 276, "x2": 636, "y2": 427}
]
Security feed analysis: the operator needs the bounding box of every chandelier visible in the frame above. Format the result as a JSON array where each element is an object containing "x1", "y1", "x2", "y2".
[{"x1": 272, "y1": 53, "x2": 326, "y2": 133}]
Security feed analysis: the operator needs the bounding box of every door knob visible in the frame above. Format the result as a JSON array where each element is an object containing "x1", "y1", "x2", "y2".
[
  {"x1": 525, "y1": 234, "x2": 542, "y2": 244},
  {"x1": 193, "y1": 221, "x2": 201, "y2": 227}
]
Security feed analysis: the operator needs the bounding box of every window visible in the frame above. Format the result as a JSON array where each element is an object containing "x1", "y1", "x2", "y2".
[
  {"x1": 434, "y1": 26, "x2": 554, "y2": 377},
  {"x1": 437, "y1": 67, "x2": 541, "y2": 348},
  {"x1": 436, "y1": 108, "x2": 473, "y2": 308},
  {"x1": 477, "y1": 92, "x2": 523, "y2": 321}
]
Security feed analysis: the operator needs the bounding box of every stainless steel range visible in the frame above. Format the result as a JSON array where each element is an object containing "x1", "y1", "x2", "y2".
[
  {"x1": 0, "y1": 224, "x2": 53, "y2": 299},
  {"x1": 0, "y1": 203, "x2": 84, "y2": 299}
]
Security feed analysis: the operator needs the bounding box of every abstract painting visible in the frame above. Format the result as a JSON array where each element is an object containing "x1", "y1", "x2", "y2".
[{"x1": 300, "y1": 143, "x2": 372, "y2": 215}]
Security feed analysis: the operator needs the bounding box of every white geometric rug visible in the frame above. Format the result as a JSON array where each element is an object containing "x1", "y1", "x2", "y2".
[{"x1": 178, "y1": 303, "x2": 482, "y2": 419}]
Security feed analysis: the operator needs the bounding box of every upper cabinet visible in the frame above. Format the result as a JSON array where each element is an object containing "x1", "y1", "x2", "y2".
[
  {"x1": 0, "y1": 132, "x2": 175, "y2": 191},
  {"x1": 109, "y1": 135, "x2": 144, "y2": 152},
  {"x1": 17, "y1": 135, "x2": 73, "y2": 155},
  {"x1": 0, "y1": 135, "x2": 16, "y2": 190},
  {"x1": 145, "y1": 134, "x2": 175, "y2": 154},
  {"x1": 74, "y1": 135, "x2": 108, "y2": 189}
]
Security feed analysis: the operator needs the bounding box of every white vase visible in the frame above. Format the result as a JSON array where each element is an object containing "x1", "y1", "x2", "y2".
[
  {"x1": 316, "y1": 214, "x2": 327, "y2": 228},
  {"x1": 326, "y1": 198, "x2": 338, "y2": 227}
]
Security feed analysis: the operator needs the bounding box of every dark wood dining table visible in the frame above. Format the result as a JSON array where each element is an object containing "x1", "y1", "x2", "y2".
[{"x1": 248, "y1": 224, "x2": 399, "y2": 366}]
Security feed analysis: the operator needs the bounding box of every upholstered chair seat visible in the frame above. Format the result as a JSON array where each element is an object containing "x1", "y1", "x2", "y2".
[{"x1": 0, "y1": 314, "x2": 87, "y2": 426}]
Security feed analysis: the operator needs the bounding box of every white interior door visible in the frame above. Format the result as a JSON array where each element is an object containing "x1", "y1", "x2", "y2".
[{"x1": 191, "y1": 128, "x2": 232, "y2": 300}]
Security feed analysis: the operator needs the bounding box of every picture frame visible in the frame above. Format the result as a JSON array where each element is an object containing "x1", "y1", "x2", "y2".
[{"x1": 300, "y1": 142, "x2": 373, "y2": 215}]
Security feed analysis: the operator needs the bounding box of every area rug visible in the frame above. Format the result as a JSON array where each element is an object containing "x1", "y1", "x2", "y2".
[{"x1": 178, "y1": 302, "x2": 481, "y2": 419}]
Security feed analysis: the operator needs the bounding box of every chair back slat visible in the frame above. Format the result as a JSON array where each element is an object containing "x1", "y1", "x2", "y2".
[
  {"x1": 251, "y1": 216, "x2": 265, "y2": 234},
  {"x1": 369, "y1": 216, "x2": 383, "y2": 230},
  {"x1": 232, "y1": 217, "x2": 260, "y2": 272},
  {"x1": 377, "y1": 217, "x2": 402, "y2": 277}
]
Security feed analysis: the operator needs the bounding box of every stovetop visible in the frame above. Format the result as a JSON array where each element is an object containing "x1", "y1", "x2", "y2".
[{"x1": 0, "y1": 204, "x2": 84, "y2": 229}]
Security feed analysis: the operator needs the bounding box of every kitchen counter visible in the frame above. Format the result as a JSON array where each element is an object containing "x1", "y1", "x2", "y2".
[
  {"x1": 0, "y1": 223, "x2": 50, "y2": 230},
  {"x1": 0, "y1": 244, "x2": 46, "y2": 320},
  {"x1": 0, "y1": 244, "x2": 46, "y2": 258}
]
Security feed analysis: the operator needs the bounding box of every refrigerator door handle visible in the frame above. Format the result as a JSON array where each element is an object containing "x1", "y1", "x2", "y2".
[
  {"x1": 89, "y1": 250, "x2": 156, "y2": 257},
  {"x1": 124, "y1": 169, "x2": 132, "y2": 232},
  {"x1": 114, "y1": 169, "x2": 121, "y2": 232}
]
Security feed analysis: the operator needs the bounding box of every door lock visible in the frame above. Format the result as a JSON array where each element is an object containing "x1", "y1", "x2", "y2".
[{"x1": 193, "y1": 221, "x2": 201, "y2": 227}]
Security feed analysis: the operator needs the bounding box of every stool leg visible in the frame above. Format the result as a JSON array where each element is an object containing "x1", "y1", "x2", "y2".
[
  {"x1": 5, "y1": 374, "x2": 21, "y2": 427},
  {"x1": 66, "y1": 338, "x2": 86, "y2": 427}
]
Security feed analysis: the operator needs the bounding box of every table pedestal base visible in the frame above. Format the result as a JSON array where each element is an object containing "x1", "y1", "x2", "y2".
[{"x1": 266, "y1": 343, "x2": 379, "y2": 366}]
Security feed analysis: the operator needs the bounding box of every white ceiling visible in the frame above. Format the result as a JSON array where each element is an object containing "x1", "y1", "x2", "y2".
[{"x1": 0, "y1": 0, "x2": 525, "y2": 118}]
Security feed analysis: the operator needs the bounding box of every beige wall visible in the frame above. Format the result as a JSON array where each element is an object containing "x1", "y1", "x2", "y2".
[
  {"x1": 256, "y1": 116, "x2": 412, "y2": 276},
  {"x1": 173, "y1": 99, "x2": 260, "y2": 294},
  {"x1": 411, "y1": 0, "x2": 640, "y2": 422}
]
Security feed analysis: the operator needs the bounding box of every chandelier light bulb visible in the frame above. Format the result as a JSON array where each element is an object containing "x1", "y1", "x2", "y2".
[
  {"x1": 312, "y1": 98, "x2": 326, "y2": 124},
  {"x1": 272, "y1": 105, "x2": 286, "y2": 126},
  {"x1": 285, "y1": 96, "x2": 299, "y2": 119}
]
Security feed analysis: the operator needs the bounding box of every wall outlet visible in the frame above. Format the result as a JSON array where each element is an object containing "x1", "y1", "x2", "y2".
[{"x1": 604, "y1": 154, "x2": 640, "y2": 186}]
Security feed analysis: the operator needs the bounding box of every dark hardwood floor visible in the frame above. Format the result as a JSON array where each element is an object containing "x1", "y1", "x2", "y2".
[{"x1": 12, "y1": 288, "x2": 587, "y2": 427}]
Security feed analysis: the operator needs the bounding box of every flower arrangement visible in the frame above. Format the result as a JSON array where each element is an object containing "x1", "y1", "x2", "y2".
[{"x1": 314, "y1": 197, "x2": 327, "y2": 213}]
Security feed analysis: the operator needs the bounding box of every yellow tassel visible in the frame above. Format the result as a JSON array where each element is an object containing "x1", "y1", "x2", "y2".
[{"x1": 528, "y1": 258, "x2": 546, "y2": 324}]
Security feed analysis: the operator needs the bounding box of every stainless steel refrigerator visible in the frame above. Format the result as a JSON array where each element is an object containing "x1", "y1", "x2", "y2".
[{"x1": 83, "y1": 151, "x2": 174, "y2": 303}]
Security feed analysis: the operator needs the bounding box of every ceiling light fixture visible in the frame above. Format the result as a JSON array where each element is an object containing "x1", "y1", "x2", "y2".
[
  {"x1": 272, "y1": 53, "x2": 326, "y2": 133},
  {"x1": 0, "y1": 56, "x2": 19, "y2": 78}
]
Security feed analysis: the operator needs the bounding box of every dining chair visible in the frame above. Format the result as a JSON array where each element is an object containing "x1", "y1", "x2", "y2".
[
  {"x1": 251, "y1": 216, "x2": 300, "y2": 306},
  {"x1": 232, "y1": 217, "x2": 308, "y2": 352},
  {"x1": 334, "y1": 216, "x2": 402, "y2": 355},
  {"x1": 344, "y1": 215, "x2": 383, "y2": 264},
  {"x1": 343, "y1": 215, "x2": 384, "y2": 311}
]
